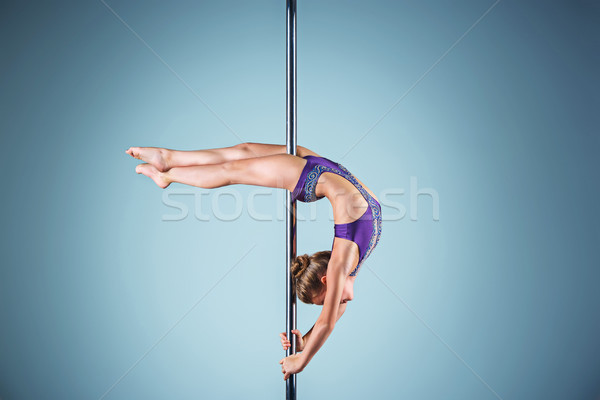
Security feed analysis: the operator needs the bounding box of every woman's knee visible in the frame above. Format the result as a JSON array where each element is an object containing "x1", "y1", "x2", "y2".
[
  {"x1": 233, "y1": 142, "x2": 252, "y2": 158},
  {"x1": 221, "y1": 158, "x2": 246, "y2": 185}
]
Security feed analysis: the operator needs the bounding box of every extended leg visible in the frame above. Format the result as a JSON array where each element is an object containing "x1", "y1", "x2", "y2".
[
  {"x1": 126, "y1": 142, "x2": 299, "y2": 171},
  {"x1": 136, "y1": 153, "x2": 306, "y2": 191}
]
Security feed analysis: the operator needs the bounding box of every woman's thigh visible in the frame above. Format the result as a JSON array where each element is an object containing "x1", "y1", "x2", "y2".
[{"x1": 226, "y1": 154, "x2": 307, "y2": 191}]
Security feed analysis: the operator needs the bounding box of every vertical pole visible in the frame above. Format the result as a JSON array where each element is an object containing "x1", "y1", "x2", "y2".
[{"x1": 285, "y1": 0, "x2": 297, "y2": 399}]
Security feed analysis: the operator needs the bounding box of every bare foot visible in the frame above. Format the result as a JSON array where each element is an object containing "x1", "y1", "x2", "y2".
[
  {"x1": 135, "y1": 163, "x2": 171, "y2": 188},
  {"x1": 126, "y1": 147, "x2": 171, "y2": 172}
]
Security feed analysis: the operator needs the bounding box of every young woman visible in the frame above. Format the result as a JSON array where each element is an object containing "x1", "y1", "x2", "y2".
[{"x1": 126, "y1": 142, "x2": 382, "y2": 380}]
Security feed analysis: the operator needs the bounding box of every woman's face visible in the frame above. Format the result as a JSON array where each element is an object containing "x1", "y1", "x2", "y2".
[{"x1": 312, "y1": 275, "x2": 356, "y2": 305}]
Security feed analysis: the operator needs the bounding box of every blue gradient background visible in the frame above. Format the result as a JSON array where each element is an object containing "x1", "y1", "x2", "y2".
[{"x1": 1, "y1": 1, "x2": 598, "y2": 399}]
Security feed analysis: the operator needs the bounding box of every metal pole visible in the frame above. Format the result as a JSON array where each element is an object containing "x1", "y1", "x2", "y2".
[{"x1": 285, "y1": 0, "x2": 297, "y2": 399}]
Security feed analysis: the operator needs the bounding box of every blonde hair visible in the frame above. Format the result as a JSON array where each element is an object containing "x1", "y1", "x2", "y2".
[{"x1": 291, "y1": 251, "x2": 331, "y2": 304}]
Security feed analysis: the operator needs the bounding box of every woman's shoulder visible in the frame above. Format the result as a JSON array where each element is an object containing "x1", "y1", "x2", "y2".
[{"x1": 329, "y1": 240, "x2": 360, "y2": 276}]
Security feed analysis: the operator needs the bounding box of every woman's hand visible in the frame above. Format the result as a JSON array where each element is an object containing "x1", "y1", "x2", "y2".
[
  {"x1": 279, "y1": 329, "x2": 305, "y2": 352},
  {"x1": 279, "y1": 353, "x2": 306, "y2": 380}
]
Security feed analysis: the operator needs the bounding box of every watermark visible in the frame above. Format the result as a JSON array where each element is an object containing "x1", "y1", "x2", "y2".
[{"x1": 161, "y1": 176, "x2": 439, "y2": 222}]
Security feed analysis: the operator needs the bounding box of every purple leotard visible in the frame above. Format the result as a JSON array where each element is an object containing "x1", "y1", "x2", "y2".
[{"x1": 291, "y1": 155, "x2": 382, "y2": 276}]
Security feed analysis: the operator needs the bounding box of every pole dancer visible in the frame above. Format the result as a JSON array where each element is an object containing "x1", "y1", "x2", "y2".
[{"x1": 125, "y1": 143, "x2": 383, "y2": 380}]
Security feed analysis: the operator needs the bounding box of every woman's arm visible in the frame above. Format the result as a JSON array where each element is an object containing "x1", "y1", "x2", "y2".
[
  {"x1": 280, "y1": 263, "x2": 347, "y2": 379},
  {"x1": 279, "y1": 244, "x2": 355, "y2": 379},
  {"x1": 281, "y1": 304, "x2": 346, "y2": 353},
  {"x1": 296, "y1": 257, "x2": 349, "y2": 368},
  {"x1": 301, "y1": 303, "x2": 347, "y2": 346}
]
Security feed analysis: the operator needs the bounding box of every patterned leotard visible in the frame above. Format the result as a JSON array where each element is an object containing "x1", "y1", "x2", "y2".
[{"x1": 290, "y1": 155, "x2": 382, "y2": 276}]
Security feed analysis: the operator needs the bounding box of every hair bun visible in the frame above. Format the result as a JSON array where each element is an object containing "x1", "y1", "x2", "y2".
[
  {"x1": 291, "y1": 254, "x2": 310, "y2": 281},
  {"x1": 290, "y1": 251, "x2": 331, "y2": 304}
]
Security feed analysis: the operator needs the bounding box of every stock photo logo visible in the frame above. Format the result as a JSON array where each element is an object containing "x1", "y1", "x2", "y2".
[{"x1": 160, "y1": 176, "x2": 440, "y2": 223}]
